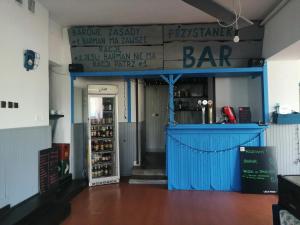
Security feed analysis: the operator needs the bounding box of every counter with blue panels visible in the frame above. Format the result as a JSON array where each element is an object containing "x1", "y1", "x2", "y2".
[{"x1": 166, "y1": 123, "x2": 267, "y2": 191}]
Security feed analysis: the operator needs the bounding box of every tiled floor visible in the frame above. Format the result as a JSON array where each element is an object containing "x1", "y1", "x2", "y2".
[{"x1": 62, "y1": 180, "x2": 277, "y2": 225}]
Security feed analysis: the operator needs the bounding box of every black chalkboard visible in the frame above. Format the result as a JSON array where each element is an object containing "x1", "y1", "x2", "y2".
[{"x1": 240, "y1": 146, "x2": 278, "y2": 194}]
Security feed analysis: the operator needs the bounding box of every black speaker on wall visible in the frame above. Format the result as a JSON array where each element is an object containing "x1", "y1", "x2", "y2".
[
  {"x1": 248, "y1": 58, "x2": 265, "y2": 67},
  {"x1": 69, "y1": 64, "x2": 84, "y2": 72}
]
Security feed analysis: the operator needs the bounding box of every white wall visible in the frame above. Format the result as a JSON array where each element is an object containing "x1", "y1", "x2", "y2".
[
  {"x1": 215, "y1": 77, "x2": 249, "y2": 121},
  {"x1": 49, "y1": 67, "x2": 71, "y2": 142},
  {"x1": 248, "y1": 76, "x2": 262, "y2": 122},
  {"x1": 267, "y1": 60, "x2": 300, "y2": 116},
  {"x1": 215, "y1": 76, "x2": 263, "y2": 122},
  {"x1": 263, "y1": 0, "x2": 300, "y2": 59},
  {"x1": 0, "y1": 0, "x2": 49, "y2": 129},
  {"x1": 130, "y1": 79, "x2": 145, "y2": 122},
  {"x1": 49, "y1": 19, "x2": 65, "y2": 65},
  {"x1": 49, "y1": 23, "x2": 72, "y2": 143}
]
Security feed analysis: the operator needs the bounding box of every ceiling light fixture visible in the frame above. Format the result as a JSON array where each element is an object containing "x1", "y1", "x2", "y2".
[{"x1": 233, "y1": 29, "x2": 240, "y2": 43}]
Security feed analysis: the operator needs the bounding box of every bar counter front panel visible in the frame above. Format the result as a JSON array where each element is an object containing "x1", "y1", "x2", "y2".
[{"x1": 166, "y1": 124, "x2": 267, "y2": 191}]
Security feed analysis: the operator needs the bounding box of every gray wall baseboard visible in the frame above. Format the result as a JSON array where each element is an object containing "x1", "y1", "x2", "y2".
[
  {"x1": 72, "y1": 123, "x2": 86, "y2": 179},
  {"x1": 0, "y1": 126, "x2": 51, "y2": 207}
]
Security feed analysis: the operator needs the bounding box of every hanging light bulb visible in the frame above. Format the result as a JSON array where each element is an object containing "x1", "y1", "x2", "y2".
[{"x1": 233, "y1": 29, "x2": 240, "y2": 43}]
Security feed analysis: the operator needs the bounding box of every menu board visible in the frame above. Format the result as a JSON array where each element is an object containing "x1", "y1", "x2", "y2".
[{"x1": 240, "y1": 146, "x2": 278, "y2": 194}]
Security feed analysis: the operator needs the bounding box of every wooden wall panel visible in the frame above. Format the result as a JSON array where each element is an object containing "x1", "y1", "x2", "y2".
[
  {"x1": 69, "y1": 25, "x2": 163, "y2": 46},
  {"x1": 164, "y1": 41, "x2": 262, "y2": 69},
  {"x1": 69, "y1": 23, "x2": 264, "y2": 71},
  {"x1": 164, "y1": 23, "x2": 264, "y2": 42},
  {"x1": 71, "y1": 46, "x2": 163, "y2": 71}
]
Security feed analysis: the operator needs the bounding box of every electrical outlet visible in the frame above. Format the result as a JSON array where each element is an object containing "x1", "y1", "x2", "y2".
[
  {"x1": 1, "y1": 101, "x2": 6, "y2": 108},
  {"x1": 8, "y1": 102, "x2": 13, "y2": 108},
  {"x1": 14, "y1": 102, "x2": 19, "y2": 108}
]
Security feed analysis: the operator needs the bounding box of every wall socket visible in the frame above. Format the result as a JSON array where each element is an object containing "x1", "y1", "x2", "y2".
[
  {"x1": 1, "y1": 101, "x2": 19, "y2": 109},
  {"x1": 1, "y1": 101, "x2": 6, "y2": 108}
]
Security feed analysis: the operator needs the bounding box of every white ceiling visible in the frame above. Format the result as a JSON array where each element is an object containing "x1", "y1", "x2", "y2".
[{"x1": 39, "y1": 0, "x2": 281, "y2": 27}]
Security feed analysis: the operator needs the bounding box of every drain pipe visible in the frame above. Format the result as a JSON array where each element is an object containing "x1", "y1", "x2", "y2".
[
  {"x1": 260, "y1": 0, "x2": 290, "y2": 26},
  {"x1": 135, "y1": 79, "x2": 140, "y2": 166}
]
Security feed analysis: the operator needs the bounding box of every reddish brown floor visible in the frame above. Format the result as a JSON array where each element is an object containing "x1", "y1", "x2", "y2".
[{"x1": 62, "y1": 181, "x2": 277, "y2": 225}]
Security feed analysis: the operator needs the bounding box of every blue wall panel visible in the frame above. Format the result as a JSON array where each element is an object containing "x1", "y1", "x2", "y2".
[{"x1": 167, "y1": 124, "x2": 265, "y2": 191}]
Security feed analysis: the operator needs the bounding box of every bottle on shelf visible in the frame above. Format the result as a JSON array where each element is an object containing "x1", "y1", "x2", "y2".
[{"x1": 109, "y1": 126, "x2": 113, "y2": 137}]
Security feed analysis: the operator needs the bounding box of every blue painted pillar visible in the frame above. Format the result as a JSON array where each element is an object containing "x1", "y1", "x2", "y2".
[
  {"x1": 160, "y1": 74, "x2": 182, "y2": 125},
  {"x1": 169, "y1": 75, "x2": 175, "y2": 125},
  {"x1": 262, "y1": 63, "x2": 269, "y2": 124}
]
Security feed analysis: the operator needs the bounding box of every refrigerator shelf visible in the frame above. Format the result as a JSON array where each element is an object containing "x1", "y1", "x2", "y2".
[
  {"x1": 92, "y1": 150, "x2": 114, "y2": 154},
  {"x1": 91, "y1": 137, "x2": 114, "y2": 140},
  {"x1": 92, "y1": 174, "x2": 114, "y2": 179},
  {"x1": 91, "y1": 124, "x2": 114, "y2": 127},
  {"x1": 92, "y1": 161, "x2": 113, "y2": 166}
]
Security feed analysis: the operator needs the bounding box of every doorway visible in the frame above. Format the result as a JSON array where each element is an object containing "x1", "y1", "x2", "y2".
[{"x1": 143, "y1": 82, "x2": 169, "y2": 169}]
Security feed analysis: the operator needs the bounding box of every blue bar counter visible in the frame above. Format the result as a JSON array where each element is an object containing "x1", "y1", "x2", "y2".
[{"x1": 166, "y1": 124, "x2": 267, "y2": 191}]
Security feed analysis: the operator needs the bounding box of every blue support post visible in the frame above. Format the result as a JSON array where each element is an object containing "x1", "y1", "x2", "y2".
[
  {"x1": 160, "y1": 74, "x2": 182, "y2": 125},
  {"x1": 262, "y1": 63, "x2": 269, "y2": 124},
  {"x1": 169, "y1": 75, "x2": 175, "y2": 125},
  {"x1": 127, "y1": 79, "x2": 131, "y2": 123},
  {"x1": 70, "y1": 76, "x2": 75, "y2": 124}
]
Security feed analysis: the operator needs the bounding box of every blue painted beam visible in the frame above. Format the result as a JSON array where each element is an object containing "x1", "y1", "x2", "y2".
[
  {"x1": 173, "y1": 74, "x2": 182, "y2": 83},
  {"x1": 127, "y1": 79, "x2": 131, "y2": 123},
  {"x1": 160, "y1": 74, "x2": 170, "y2": 84},
  {"x1": 70, "y1": 67, "x2": 263, "y2": 79}
]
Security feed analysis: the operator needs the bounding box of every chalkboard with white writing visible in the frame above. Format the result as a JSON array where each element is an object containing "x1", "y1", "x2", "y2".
[{"x1": 240, "y1": 146, "x2": 277, "y2": 194}]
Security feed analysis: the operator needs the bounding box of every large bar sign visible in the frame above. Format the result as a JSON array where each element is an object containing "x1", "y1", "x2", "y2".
[
  {"x1": 164, "y1": 41, "x2": 262, "y2": 69},
  {"x1": 68, "y1": 23, "x2": 264, "y2": 71}
]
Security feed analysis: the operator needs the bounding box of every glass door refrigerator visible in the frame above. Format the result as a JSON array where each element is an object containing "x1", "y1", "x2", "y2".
[{"x1": 87, "y1": 85, "x2": 119, "y2": 186}]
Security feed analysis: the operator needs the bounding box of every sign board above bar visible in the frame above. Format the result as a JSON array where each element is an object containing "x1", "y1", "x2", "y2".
[
  {"x1": 69, "y1": 22, "x2": 264, "y2": 71},
  {"x1": 68, "y1": 25, "x2": 163, "y2": 46},
  {"x1": 164, "y1": 41, "x2": 262, "y2": 69},
  {"x1": 164, "y1": 23, "x2": 264, "y2": 42},
  {"x1": 71, "y1": 46, "x2": 163, "y2": 71}
]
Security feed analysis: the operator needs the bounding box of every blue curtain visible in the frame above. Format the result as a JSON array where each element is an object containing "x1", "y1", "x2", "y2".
[{"x1": 167, "y1": 130, "x2": 262, "y2": 191}]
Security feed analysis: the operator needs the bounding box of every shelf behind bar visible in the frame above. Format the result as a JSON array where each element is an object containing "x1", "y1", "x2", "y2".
[{"x1": 49, "y1": 114, "x2": 64, "y2": 120}]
